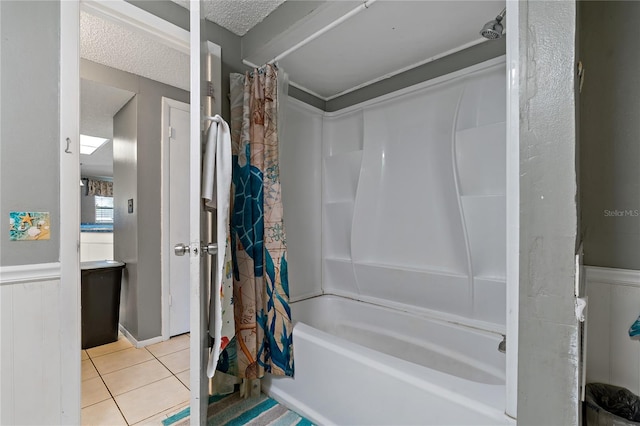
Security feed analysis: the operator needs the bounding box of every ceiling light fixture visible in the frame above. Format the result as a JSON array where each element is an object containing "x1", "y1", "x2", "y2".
[{"x1": 80, "y1": 135, "x2": 109, "y2": 155}]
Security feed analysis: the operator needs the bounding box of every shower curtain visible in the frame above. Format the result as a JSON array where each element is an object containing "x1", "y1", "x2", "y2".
[{"x1": 218, "y1": 64, "x2": 294, "y2": 385}]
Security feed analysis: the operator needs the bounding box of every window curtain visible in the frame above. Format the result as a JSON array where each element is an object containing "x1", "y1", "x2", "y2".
[
  {"x1": 86, "y1": 178, "x2": 113, "y2": 197},
  {"x1": 220, "y1": 64, "x2": 294, "y2": 385}
]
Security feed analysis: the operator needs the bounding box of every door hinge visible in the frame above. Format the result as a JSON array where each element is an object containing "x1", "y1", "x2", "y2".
[
  {"x1": 207, "y1": 81, "x2": 215, "y2": 98},
  {"x1": 168, "y1": 126, "x2": 175, "y2": 139}
]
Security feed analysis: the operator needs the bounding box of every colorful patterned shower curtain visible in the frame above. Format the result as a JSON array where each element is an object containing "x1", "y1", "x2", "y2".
[{"x1": 220, "y1": 64, "x2": 294, "y2": 381}]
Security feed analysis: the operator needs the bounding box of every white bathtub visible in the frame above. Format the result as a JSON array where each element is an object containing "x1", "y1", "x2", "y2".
[{"x1": 263, "y1": 295, "x2": 512, "y2": 425}]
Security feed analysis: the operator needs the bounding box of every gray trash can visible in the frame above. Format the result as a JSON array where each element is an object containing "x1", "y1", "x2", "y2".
[
  {"x1": 586, "y1": 383, "x2": 640, "y2": 426},
  {"x1": 81, "y1": 260, "x2": 126, "y2": 349}
]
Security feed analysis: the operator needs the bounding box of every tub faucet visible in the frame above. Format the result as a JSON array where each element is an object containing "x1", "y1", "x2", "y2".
[{"x1": 498, "y1": 335, "x2": 506, "y2": 353}]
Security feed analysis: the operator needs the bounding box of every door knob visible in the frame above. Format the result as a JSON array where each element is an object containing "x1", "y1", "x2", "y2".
[
  {"x1": 174, "y1": 243, "x2": 190, "y2": 256},
  {"x1": 201, "y1": 243, "x2": 218, "y2": 256},
  {"x1": 174, "y1": 242, "x2": 217, "y2": 256}
]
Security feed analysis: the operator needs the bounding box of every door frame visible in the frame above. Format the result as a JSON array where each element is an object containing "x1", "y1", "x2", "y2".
[
  {"x1": 161, "y1": 97, "x2": 191, "y2": 341},
  {"x1": 81, "y1": 0, "x2": 189, "y2": 54},
  {"x1": 59, "y1": 0, "x2": 194, "y2": 420},
  {"x1": 505, "y1": 0, "x2": 520, "y2": 418},
  {"x1": 60, "y1": 1, "x2": 81, "y2": 423},
  {"x1": 79, "y1": 1, "x2": 193, "y2": 345}
]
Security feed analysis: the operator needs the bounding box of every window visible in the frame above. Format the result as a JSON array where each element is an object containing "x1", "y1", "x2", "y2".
[{"x1": 95, "y1": 196, "x2": 114, "y2": 223}]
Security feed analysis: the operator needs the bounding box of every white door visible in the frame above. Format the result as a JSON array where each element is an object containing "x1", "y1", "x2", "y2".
[{"x1": 164, "y1": 99, "x2": 191, "y2": 337}]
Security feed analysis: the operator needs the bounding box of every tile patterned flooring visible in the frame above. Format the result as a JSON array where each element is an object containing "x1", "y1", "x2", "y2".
[{"x1": 81, "y1": 333, "x2": 191, "y2": 425}]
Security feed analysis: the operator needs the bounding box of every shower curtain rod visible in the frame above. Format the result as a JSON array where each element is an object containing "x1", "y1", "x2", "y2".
[
  {"x1": 242, "y1": 0, "x2": 377, "y2": 66},
  {"x1": 247, "y1": 63, "x2": 278, "y2": 76},
  {"x1": 272, "y1": 0, "x2": 376, "y2": 63}
]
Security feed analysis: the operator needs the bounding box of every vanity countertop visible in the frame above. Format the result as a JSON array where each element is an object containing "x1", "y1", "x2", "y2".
[{"x1": 81, "y1": 223, "x2": 113, "y2": 233}]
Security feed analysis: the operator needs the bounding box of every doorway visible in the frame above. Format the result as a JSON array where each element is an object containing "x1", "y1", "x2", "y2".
[{"x1": 76, "y1": 2, "x2": 194, "y2": 424}]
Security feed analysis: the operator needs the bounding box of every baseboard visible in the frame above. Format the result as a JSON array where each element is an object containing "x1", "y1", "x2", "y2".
[
  {"x1": 585, "y1": 266, "x2": 640, "y2": 287},
  {"x1": 0, "y1": 262, "x2": 61, "y2": 286},
  {"x1": 119, "y1": 324, "x2": 165, "y2": 348}
]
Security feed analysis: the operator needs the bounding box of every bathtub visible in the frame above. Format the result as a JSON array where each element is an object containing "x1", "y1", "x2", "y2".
[{"x1": 262, "y1": 295, "x2": 513, "y2": 425}]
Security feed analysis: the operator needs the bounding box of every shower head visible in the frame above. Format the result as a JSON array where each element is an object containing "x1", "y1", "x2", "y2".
[{"x1": 480, "y1": 7, "x2": 506, "y2": 40}]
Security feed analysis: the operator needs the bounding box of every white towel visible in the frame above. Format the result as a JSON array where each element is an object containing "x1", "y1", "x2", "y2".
[
  {"x1": 201, "y1": 115, "x2": 234, "y2": 378},
  {"x1": 201, "y1": 119, "x2": 218, "y2": 210}
]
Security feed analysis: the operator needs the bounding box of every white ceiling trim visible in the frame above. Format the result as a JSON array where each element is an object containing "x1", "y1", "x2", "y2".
[
  {"x1": 323, "y1": 37, "x2": 490, "y2": 101},
  {"x1": 322, "y1": 56, "x2": 505, "y2": 118},
  {"x1": 287, "y1": 80, "x2": 328, "y2": 102},
  {"x1": 248, "y1": 37, "x2": 492, "y2": 103},
  {"x1": 81, "y1": 0, "x2": 189, "y2": 54}
]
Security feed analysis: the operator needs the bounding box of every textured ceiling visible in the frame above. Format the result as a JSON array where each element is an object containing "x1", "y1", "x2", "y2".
[
  {"x1": 80, "y1": 5, "x2": 189, "y2": 178},
  {"x1": 80, "y1": 10, "x2": 190, "y2": 91},
  {"x1": 170, "y1": 0, "x2": 286, "y2": 36}
]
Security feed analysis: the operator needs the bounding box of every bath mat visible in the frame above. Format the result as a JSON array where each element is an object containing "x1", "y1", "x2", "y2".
[{"x1": 162, "y1": 392, "x2": 314, "y2": 426}]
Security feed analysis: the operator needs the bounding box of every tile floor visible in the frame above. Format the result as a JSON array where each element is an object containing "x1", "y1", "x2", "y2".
[{"x1": 81, "y1": 333, "x2": 191, "y2": 425}]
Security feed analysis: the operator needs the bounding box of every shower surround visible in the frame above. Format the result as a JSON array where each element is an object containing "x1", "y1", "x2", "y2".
[
  {"x1": 272, "y1": 58, "x2": 509, "y2": 424},
  {"x1": 322, "y1": 58, "x2": 506, "y2": 331}
]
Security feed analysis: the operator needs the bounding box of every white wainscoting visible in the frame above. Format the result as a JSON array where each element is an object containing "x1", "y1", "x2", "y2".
[
  {"x1": 0, "y1": 263, "x2": 62, "y2": 424},
  {"x1": 586, "y1": 266, "x2": 640, "y2": 394}
]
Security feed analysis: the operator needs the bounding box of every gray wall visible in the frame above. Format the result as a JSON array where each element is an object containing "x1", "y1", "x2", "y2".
[
  {"x1": 517, "y1": 1, "x2": 580, "y2": 424},
  {"x1": 579, "y1": 1, "x2": 640, "y2": 270},
  {"x1": 325, "y1": 39, "x2": 506, "y2": 112},
  {"x1": 1, "y1": 1, "x2": 59, "y2": 266},
  {"x1": 113, "y1": 97, "x2": 139, "y2": 337},
  {"x1": 80, "y1": 190, "x2": 96, "y2": 224},
  {"x1": 85, "y1": 60, "x2": 189, "y2": 341},
  {"x1": 80, "y1": 178, "x2": 113, "y2": 223},
  {"x1": 135, "y1": 77, "x2": 189, "y2": 340}
]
